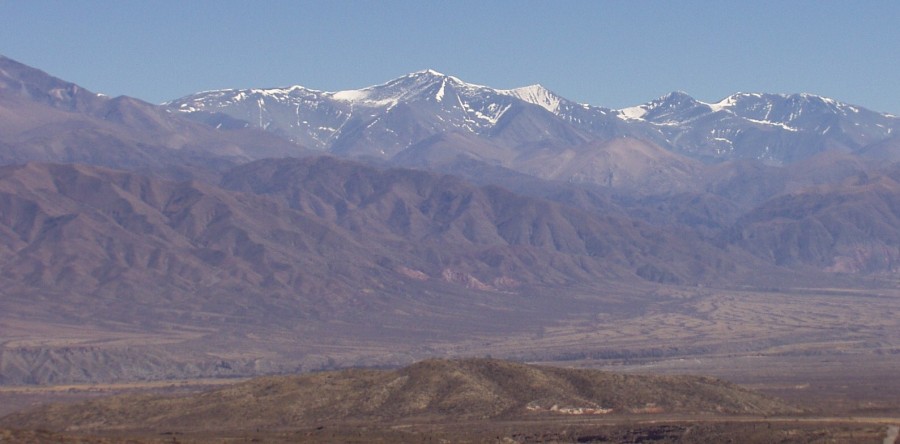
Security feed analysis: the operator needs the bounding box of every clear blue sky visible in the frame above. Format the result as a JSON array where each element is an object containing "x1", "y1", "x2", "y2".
[{"x1": 2, "y1": 1, "x2": 899, "y2": 113}]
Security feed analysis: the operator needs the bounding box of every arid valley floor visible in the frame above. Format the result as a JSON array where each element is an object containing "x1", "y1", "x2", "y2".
[{"x1": 2, "y1": 283, "x2": 899, "y2": 443}]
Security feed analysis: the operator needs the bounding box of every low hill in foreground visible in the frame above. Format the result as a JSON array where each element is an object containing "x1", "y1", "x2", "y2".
[{"x1": 1, "y1": 359, "x2": 800, "y2": 435}]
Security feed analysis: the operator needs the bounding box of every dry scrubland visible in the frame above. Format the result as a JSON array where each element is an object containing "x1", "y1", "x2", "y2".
[{"x1": 0, "y1": 359, "x2": 897, "y2": 443}]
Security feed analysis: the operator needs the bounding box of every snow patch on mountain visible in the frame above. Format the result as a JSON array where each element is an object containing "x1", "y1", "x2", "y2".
[
  {"x1": 330, "y1": 88, "x2": 397, "y2": 107},
  {"x1": 744, "y1": 118, "x2": 799, "y2": 132},
  {"x1": 618, "y1": 105, "x2": 648, "y2": 120},
  {"x1": 707, "y1": 94, "x2": 745, "y2": 113},
  {"x1": 435, "y1": 79, "x2": 446, "y2": 102}
]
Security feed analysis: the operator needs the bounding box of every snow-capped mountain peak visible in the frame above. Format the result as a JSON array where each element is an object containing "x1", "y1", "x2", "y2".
[
  {"x1": 616, "y1": 91, "x2": 707, "y2": 123},
  {"x1": 404, "y1": 69, "x2": 470, "y2": 85},
  {"x1": 707, "y1": 93, "x2": 748, "y2": 113},
  {"x1": 498, "y1": 84, "x2": 563, "y2": 113},
  {"x1": 327, "y1": 69, "x2": 494, "y2": 107},
  {"x1": 414, "y1": 68, "x2": 445, "y2": 76},
  {"x1": 660, "y1": 90, "x2": 694, "y2": 102}
]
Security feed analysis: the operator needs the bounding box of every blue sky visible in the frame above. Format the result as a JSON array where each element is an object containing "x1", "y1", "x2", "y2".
[{"x1": 2, "y1": 1, "x2": 899, "y2": 113}]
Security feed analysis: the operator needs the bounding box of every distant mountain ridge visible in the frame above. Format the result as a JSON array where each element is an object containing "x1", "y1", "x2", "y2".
[
  {"x1": 168, "y1": 69, "x2": 592, "y2": 159},
  {"x1": 168, "y1": 69, "x2": 900, "y2": 167},
  {"x1": 618, "y1": 91, "x2": 899, "y2": 162}
]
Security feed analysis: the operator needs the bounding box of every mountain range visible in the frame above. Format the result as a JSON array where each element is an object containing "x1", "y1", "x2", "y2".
[
  {"x1": 3, "y1": 54, "x2": 900, "y2": 384},
  {"x1": 168, "y1": 68, "x2": 900, "y2": 166}
]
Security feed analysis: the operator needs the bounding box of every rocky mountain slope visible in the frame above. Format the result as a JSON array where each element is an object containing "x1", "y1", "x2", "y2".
[
  {"x1": 0, "y1": 157, "x2": 748, "y2": 316},
  {"x1": 731, "y1": 169, "x2": 900, "y2": 272},
  {"x1": 221, "y1": 156, "x2": 762, "y2": 284}
]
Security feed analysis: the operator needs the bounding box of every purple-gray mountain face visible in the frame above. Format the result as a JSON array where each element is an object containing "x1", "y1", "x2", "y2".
[{"x1": 168, "y1": 70, "x2": 900, "y2": 167}]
